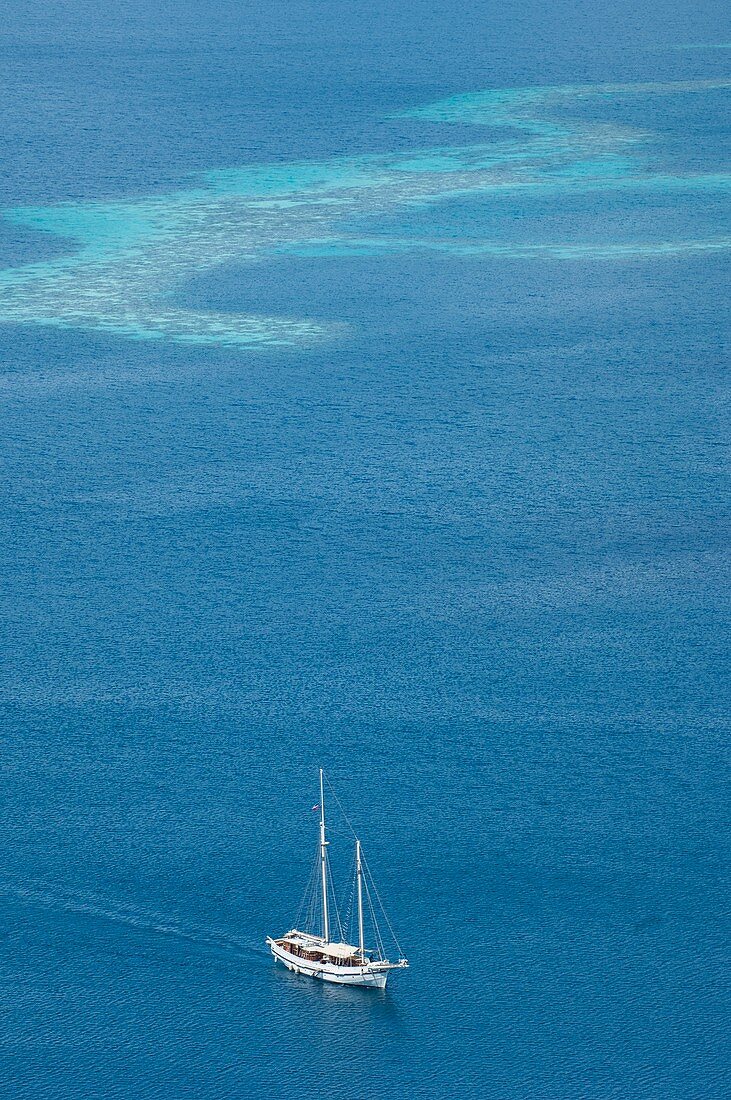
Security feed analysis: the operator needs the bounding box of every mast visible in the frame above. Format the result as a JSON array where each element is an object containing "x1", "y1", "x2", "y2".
[
  {"x1": 319, "y1": 768, "x2": 330, "y2": 943},
  {"x1": 356, "y1": 837, "x2": 365, "y2": 960}
]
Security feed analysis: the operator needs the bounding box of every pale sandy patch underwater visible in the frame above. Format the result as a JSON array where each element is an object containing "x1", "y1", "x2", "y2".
[{"x1": 0, "y1": 77, "x2": 728, "y2": 348}]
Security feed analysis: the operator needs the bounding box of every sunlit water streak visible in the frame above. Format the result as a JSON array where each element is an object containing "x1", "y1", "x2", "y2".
[{"x1": 0, "y1": 78, "x2": 728, "y2": 348}]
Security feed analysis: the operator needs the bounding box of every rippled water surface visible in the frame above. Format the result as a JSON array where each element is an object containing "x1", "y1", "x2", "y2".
[{"x1": 0, "y1": 2, "x2": 729, "y2": 1098}]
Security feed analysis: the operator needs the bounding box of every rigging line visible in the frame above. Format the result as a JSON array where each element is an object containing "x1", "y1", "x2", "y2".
[
  {"x1": 348, "y1": 853, "x2": 358, "y2": 943},
  {"x1": 362, "y1": 872, "x2": 385, "y2": 960},
  {"x1": 362, "y1": 851, "x2": 406, "y2": 959},
  {"x1": 337, "y1": 850, "x2": 357, "y2": 944},
  {"x1": 295, "y1": 844, "x2": 321, "y2": 930},
  {"x1": 306, "y1": 875, "x2": 320, "y2": 935},
  {"x1": 305, "y1": 869, "x2": 319, "y2": 934},
  {"x1": 305, "y1": 842, "x2": 322, "y2": 934},
  {"x1": 336, "y1": 848, "x2": 355, "y2": 908},
  {"x1": 325, "y1": 855, "x2": 344, "y2": 942},
  {"x1": 323, "y1": 774, "x2": 359, "y2": 840},
  {"x1": 362, "y1": 871, "x2": 378, "y2": 959},
  {"x1": 359, "y1": 870, "x2": 381, "y2": 957}
]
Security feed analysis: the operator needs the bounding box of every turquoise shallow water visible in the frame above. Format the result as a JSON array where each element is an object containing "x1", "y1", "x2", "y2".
[
  {"x1": 1, "y1": 78, "x2": 730, "y2": 345},
  {"x1": 0, "y1": 3, "x2": 729, "y2": 1098}
]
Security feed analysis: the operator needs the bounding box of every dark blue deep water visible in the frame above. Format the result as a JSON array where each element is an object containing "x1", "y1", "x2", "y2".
[{"x1": 1, "y1": 3, "x2": 729, "y2": 1097}]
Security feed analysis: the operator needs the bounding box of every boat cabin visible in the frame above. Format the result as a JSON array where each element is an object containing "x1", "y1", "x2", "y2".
[{"x1": 277, "y1": 931, "x2": 366, "y2": 968}]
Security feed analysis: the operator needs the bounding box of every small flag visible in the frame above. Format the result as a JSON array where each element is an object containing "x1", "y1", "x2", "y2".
[{"x1": 312, "y1": 804, "x2": 320, "y2": 812}]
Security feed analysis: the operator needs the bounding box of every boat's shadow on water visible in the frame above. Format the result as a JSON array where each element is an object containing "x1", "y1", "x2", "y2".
[{"x1": 271, "y1": 960, "x2": 405, "y2": 1022}]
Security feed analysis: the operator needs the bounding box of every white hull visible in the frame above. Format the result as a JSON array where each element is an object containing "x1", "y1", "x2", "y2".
[{"x1": 267, "y1": 937, "x2": 390, "y2": 989}]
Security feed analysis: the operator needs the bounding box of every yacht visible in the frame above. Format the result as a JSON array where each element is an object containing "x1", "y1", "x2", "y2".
[{"x1": 266, "y1": 770, "x2": 408, "y2": 989}]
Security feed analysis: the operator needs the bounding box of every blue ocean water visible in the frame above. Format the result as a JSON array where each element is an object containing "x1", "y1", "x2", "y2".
[{"x1": 0, "y1": 2, "x2": 729, "y2": 1097}]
